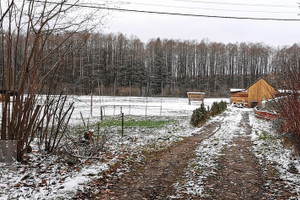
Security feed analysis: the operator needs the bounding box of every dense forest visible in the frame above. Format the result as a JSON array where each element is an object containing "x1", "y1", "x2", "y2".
[{"x1": 1, "y1": 32, "x2": 300, "y2": 97}]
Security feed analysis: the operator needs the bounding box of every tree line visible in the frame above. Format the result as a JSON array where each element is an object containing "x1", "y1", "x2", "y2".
[{"x1": 2, "y1": 32, "x2": 300, "y2": 97}]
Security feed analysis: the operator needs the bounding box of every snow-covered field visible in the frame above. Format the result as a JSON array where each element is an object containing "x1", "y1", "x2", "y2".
[
  {"x1": 68, "y1": 96, "x2": 229, "y2": 125},
  {"x1": 0, "y1": 96, "x2": 299, "y2": 199}
]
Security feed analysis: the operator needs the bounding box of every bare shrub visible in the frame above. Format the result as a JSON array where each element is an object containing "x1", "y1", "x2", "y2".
[
  {"x1": 0, "y1": 1, "x2": 105, "y2": 161},
  {"x1": 37, "y1": 94, "x2": 74, "y2": 153},
  {"x1": 276, "y1": 72, "x2": 300, "y2": 151},
  {"x1": 62, "y1": 128, "x2": 110, "y2": 159}
]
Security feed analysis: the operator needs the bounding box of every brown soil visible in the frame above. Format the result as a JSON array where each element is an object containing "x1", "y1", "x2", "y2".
[
  {"x1": 79, "y1": 120, "x2": 222, "y2": 200},
  {"x1": 79, "y1": 111, "x2": 298, "y2": 200}
]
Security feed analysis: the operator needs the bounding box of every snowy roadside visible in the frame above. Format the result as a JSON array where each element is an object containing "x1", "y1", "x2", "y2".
[
  {"x1": 249, "y1": 113, "x2": 300, "y2": 197},
  {"x1": 0, "y1": 116, "x2": 195, "y2": 199}
]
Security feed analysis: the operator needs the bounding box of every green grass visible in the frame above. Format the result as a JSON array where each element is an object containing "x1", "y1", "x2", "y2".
[
  {"x1": 258, "y1": 131, "x2": 268, "y2": 140},
  {"x1": 97, "y1": 118, "x2": 176, "y2": 128}
]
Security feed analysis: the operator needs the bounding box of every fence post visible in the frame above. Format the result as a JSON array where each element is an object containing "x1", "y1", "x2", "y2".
[
  {"x1": 100, "y1": 106, "x2": 103, "y2": 121},
  {"x1": 160, "y1": 98, "x2": 163, "y2": 116},
  {"x1": 80, "y1": 112, "x2": 86, "y2": 128},
  {"x1": 90, "y1": 92, "x2": 93, "y2": 117},
  {"x1": 121, "y1": 112, "x2": 124, "y2": 137},
  {"x1": 145, "y1": 97, "x2": 148, "y2": 116}
]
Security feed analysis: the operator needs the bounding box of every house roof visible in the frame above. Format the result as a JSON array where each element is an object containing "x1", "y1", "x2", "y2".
[
  {"x1": 245, "y1": 77, "x2": 278, "y2": 92},
  {"x1": 187, "y1": 92, "x2": 205, "y2": 95},
  {"x1": 229, "y1": 88, "x2": 245, "y2": 93}
]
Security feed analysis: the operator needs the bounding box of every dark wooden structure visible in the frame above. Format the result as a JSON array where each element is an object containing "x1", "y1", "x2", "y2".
[
  {"x1": 187, "y1": 92, "x2": 205, "y2": 105},
  {"x1": 230, "y1": 89, "x2": 248, "y2": 107},
  {"x1": 0, "y1": 90, "x2": 17, "y2": 102}
]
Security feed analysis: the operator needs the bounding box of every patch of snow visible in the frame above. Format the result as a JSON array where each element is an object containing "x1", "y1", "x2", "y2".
[
  {"x1": 173, "y1": 107, "x2": 245, "y2": 197},
  {"x1": 249, "y1": 113, "x2": 300, "y2": 198}
]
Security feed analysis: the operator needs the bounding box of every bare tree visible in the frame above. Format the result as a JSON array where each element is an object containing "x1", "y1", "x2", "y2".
[{"x1": 0, "y1": 0, "x2": 106, "y2": 161}]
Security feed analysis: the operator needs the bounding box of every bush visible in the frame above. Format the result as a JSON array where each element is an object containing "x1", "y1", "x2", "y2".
[
  {"x1": 276, "y1": 72, "x2": 300, "y2": 142},
  {"x1": 190, "y1": 103, "x2": 208, "y2": 127},
  {"x1": 210, "y1": 101, "x2": 227, "y2": 117},
  {"x1": 190, "y1": 101, "x2": 227, "y2": 127}
]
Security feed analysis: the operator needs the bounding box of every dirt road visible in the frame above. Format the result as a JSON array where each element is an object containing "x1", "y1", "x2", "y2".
[{"x1": 79, "y1": 110, "x2": 298, "y2": 199}]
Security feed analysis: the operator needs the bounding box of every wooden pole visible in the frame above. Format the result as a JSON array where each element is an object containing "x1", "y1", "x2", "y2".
[
  {"x1": 160, "y1": 98, "x2": 163, "y2": 116},
  {"x1": 100, "y1": 106, "x2": 103, "y2": 121},
  {"x1": 90, "y1": 92, "x2": 93, "y2": 117},
  {"x1": 80, "y1": 111, "x2": 86, "y2": 128},
  {"x1": 121, "y1": 112, "x2": 124, "y2": 137},
  {"x1": 145, "y1": 97, "x2": 148, "y2": 116}
]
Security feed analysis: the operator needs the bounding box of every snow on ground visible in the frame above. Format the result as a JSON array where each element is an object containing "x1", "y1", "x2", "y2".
[
  {"x1": 172, "y1": 107, "x2": 247, "y2": 198},
  {"x1": 2, "y1": 96, "x2": 299, "y2": 199},
  {"x1": 249, "y1": 113, "x2": 300, "y2": 197},
  {"x1": 172, "y1": 107, "x2": 300, "y2": 199},
  {"x1": 0, "y1": 96, "x2": 227, "y2": 200},
  {"x1": 68, "y1": 96, "x2": 229, "y2": 125}
]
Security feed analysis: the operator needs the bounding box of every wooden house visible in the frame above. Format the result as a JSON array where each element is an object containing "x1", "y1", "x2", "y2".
[
  {"x1": 230, "y1": 77, "x2": 278, "y2": 108},
  {"x1": 246, "y1": 77, "x2": 278, "y2": 107}
]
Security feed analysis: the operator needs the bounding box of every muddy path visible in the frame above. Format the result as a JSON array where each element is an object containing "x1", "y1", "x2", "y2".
[
  {"x1": 79, "y1": 118, "x2": 223, "y2": 199},
  {"x1": 201, "y1": 112, "x2": 265, "y2": 199},
  {"x1": 200, "y1": 112, "x2": 297, "y2": 200},
  {"x1": 79, "y1": 110, "x2": 298, "y2": 199}
]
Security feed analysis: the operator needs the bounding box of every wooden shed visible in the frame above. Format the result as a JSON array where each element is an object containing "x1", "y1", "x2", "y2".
[
  {"x1": 187, "y1": 92, "x2": 205, "y2": 105},
  {"x1": 246, "y1": 77, "x2": 278, "y2": 107},
  {"x1": 230, "y1": 77, "x2": 278, "y2": 108},
  {"x1": 230, "y1": 89, "x2": 248, "y2": 107}
]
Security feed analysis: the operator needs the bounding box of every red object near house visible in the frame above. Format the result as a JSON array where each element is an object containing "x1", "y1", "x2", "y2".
[{"x1": 254, "y1": 107, "x2": 278, "y2": 120}]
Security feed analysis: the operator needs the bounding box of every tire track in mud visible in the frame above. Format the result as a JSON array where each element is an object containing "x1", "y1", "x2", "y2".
[
  {"x1": 80, "y1": 114, "x2": 226, "y2": 199},
  {"x1": 201, "y1": 111, "x2": 265, "y2": 199},
  {"x1": 201, "y1": 111, "x2": 297, "y2": 200}
]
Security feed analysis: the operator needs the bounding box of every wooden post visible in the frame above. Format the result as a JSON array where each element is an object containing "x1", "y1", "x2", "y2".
[
  {"x1": 121, "y1": 112, "x2": 124, "y2": 137},
  {"x1": 160, "y1": 98, "x2": 163, "y2": 116},
  {"x1": 80, "y1": 112, "x2": 86, "y2": 128},
  {"x1": 100, "y1": 106, "x2": 103, "y2": 121},
  {"x1": 90, "y1": 92, "x2": 93, "y2": 117},
  {"x1": 145, "y1": 97, "x2": 148, "y2": 116},
  {"x1": 97, "y1": 122, "x2": 100, "y2": 135}
]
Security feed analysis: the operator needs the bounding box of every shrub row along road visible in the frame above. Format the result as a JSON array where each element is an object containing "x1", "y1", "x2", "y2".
[{"x1": 79, "y1": 110, "x2": 297, "y2": 199}]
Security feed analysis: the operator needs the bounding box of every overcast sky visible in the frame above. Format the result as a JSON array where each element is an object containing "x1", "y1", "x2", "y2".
[{"x1": 91, "y1": 0, "x2": 300, "y2": 47}]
